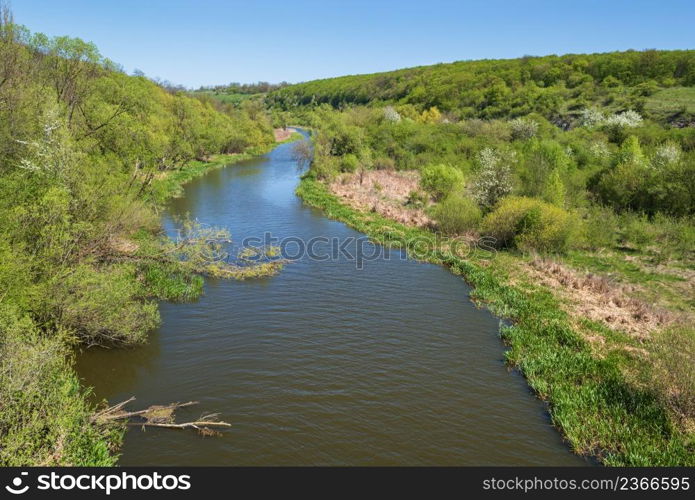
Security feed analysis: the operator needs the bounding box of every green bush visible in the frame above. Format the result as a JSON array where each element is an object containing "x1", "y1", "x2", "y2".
[
  {"x1": 373, "y1": 156, "x2": 396, "y2": 170},
  {"x1": 0, "y1": 305, "x2": 118, "y2": 466},
  {"x1": 580, "y1": 205, "x2": 619, "y2": 250},
  {"x1": 47, "y1": 265, "x2": 160, "y2": 346},
  {"x1": 618, "y1": 213, "x2": 657, "y2": 249},
  {"x1": 420, "y1": 164, "x2": 464, "y2": 200},
  {"x1": 429, "y1": 193, "x2": 482, "y2": 234},
  {"x1": 481, "y1": 196, "x2": 579, "y2": 252},
  {"x1": 340, "y1": 153, "x2": 359, "y2": 173}
]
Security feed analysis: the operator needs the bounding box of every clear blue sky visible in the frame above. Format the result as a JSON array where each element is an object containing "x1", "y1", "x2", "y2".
[{"x1": 12, "y1": 0, "x2": 695, "y2": 88}]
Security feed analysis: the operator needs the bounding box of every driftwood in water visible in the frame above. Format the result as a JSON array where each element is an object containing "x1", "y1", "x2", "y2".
[{"x1": 92, "y1": 397, "x2": 231, "y2": 436}]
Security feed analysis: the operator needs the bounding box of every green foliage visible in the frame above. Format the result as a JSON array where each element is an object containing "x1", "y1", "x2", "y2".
[
  {"x1": 645, "y1": 86, "x2": 695, "y2": 123},
  {"x1": 592, "y1": 135, "x2": 694, "y2": 215},
  {"x1": 141, "y1": 262, "x2": 205, "y2": 302},
  {"x1": 420, "y1": 163, "x2": 464, "y2": 200},
  {"x1": 481, "y1": 196, "x2": 579, "y2": 253},
  {"x1": 542, "y1": 168, "x2": 566, "y2": 206},
  {"x1": 286, "y1": 45, "x2": 695, "y2": 467},
  {"x1": 45, "y1": 265, "x2": 160, "y2": 346},
  {"x1": 340, "y1": 153, "x2": 360, "y2": 173},
  {"x1": 0, "y1": 305, "x2": 119, "y2": 466},
  {"x1": 646, "y1": 327, "x2": 695, "y2": 425},
  {"x1": 471, "y1": 148, "x2": 514, "y2": 210},
  {"x1": 580, "y1": 205, "x2": 619, "y2": 250},
  {"x1": 429, "y1": 193, "x2": 482, "y2": 234},
  {"x1": 269, "y1": 49, "x2": 695, "y2": 123},
  {"x1": 0, "y1": 10, "x2": 274, "y2": 465}
]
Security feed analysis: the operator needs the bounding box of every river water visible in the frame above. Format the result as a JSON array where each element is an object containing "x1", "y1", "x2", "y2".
[{"x1": 77, "y1": 131, "x2": 585, "y2": 465}]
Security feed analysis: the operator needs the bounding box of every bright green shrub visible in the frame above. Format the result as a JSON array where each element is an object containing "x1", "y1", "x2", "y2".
[
  {"x1": 340, "y1": 153, "x2": 359, "y2": 172},
  {"x1": 420, "y1": 164, "x2": 464, "y2": 200},
  {"x1": 618, "y1": 213, "x2": 658, "y2": 249},
  {"x1": 580, "y1": 204, "x2": 619, "y2": 250},
  {"x1": 481, "y1": 196, "x2": 579, "y2": 252},
  {"x1": 0, "y1": 305, "x2": 118, "y2": 466},
  {"x1": 47, "y1": 265, "x2": 160, "y2": 346},
  {"x1": 429, "y1": 193, "x2": 482, "y2": 234},
  {"x1": 542, "y1": 168, "x2": 566, "y2": 206}
]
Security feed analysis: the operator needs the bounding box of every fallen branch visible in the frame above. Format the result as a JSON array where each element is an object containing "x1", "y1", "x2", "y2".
[{"x1": 92, "y1": 397, "x2": 230, "y2": 436}]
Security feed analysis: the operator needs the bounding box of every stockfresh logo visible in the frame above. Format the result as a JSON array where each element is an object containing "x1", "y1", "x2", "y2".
[{"x1": 5, "y1": 472, "x2": 29, "y2": 495}]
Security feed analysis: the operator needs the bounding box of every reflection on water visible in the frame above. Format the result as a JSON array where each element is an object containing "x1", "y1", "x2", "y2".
[{"x1": 77, "y1": 131, "x2": 586, "y2": 466}]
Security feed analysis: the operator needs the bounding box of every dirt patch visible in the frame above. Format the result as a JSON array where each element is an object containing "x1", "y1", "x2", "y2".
[
  {"x1": 329, "y1": 170, "x2": 433, "y2": 228},
  {"x1": 274, "y1": 127, "x2": 297, "y2": 142},
  {"x1": 527, "y1": 257, "x2": 676, "y2": 340}
]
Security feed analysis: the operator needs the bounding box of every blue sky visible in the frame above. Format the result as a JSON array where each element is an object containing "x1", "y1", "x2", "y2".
[{"x1": 12, "y1": 0, "x2": 695, "y2": 88}]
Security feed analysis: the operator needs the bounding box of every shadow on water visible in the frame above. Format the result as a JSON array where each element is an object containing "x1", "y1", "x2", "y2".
[{"x1": 77, "y1": 130, "x2": 588, "y2": 466}]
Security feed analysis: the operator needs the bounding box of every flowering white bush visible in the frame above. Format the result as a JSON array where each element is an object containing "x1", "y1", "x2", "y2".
[
  {"x1": 604, "y1": 110, "x2": 643, "y2": 128},
  {"x1": 16, "y1": 105, "x2": 73, "y2": 178},
  {"x1": 651, "y1": 142, "x2": 681, "y2": 169},
  {"x1": 383, "y1": 106, "x2": 401, "y2": 123},
  {"x1": 579, "y1": 108, "x2": 605, "y2": 127},
  {"x1": 471, "y1": 148, "x2": 514, "y2": 210},
  {"x1": 580, "y1": 108, "x2": 643, "y2": 128},
  {"x1": 509, "y1": 117, "x2": 538, "y2": 140},
  {"x1": 589, "y1": 140, "x2": 611, "y2": 159}
]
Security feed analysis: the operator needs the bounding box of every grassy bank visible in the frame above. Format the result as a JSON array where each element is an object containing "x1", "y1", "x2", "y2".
[
  {"x1": 296, "y1": 176, "x2": 694, "y2": 466},
  {"x1": 151, "y1": 150, "x2": 267, "y2": 203}
]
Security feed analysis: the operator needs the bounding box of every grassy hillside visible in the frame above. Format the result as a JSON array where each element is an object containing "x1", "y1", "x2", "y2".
[
  {"x1": 269, "y1": 50, "x2": 695, "y2": 124},
  {"x1": 0, "y1": 8, "x2": 274, "y2": 465}
]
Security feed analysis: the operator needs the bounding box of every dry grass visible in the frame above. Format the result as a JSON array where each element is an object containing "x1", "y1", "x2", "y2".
[
  {"x1": 109, "y1": 237, "x2": 139, "y2": 255},
  {"x1": 527, "y1": 257, "x2": 676, "y2": 340},
  {"x1": 273, "y1": 127, "x2": 296, "y2": 142},
  {"x1": 329, "y1": 170, "x2": 433, "y2": 227}
]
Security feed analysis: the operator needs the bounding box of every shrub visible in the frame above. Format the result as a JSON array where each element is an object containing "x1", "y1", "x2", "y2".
[
  {"x1": 580, "y1": 205, "x2": 619, "y2": 250},
  {"x1": 618, "y1": 213, "x2": 657, "y2": 249},
  {"x1": 0, "y1": 306, "x2": 118, "y2": 466},
  {"x1": 509, "y1": 117, "x2": 538, "y2": 140},
  {"x1": 542, "y1": 169, "x2": 566, "y2": 206},
  {"x1": 651, "y1": 141, "x2": 681, "y2": 169},
  {"x1": 651, "y1": 214, "x2": 695, "y2": 260},
  {"x1": 373, "y1": 156, "x2": 396, "y2": 170},
  {"x1": 383, "y1": 106, "x2": 401, "y2": 123},
  {"x1": 420, "y1": 163, "x2": 464, "y2": 200},
  {"x1": 429, "y1": 193, "x2": 482, "y2": 235},
  {"x1": 405, "y1": 190, "x2": 428, "y2": 208},
  {"x1": 471, "y1": 148, "x2": 514, "y2": 210},
  {"x1": 48, "y1": 265, "x2": 159, "y2": 346},
  {"x1": 481, "y1": 196, "x2": 578, "y2": 253},
  {"x1": 340, "y1": 153, "x2": 359, "y2": 173},
  {"x1": 604, "y1": 110, "x2": 643, "y2": 128}
]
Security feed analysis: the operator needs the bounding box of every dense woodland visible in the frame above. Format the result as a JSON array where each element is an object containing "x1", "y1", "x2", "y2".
[
  {"x1": 273, "y1": 50, "x2": 695, "y2": 465},
  {"x1": 269, "y1": 50, "x2": 695, "y2": 124},
  {"x1": 0, "y1": 7, "x2": 274, "y2": 465}
]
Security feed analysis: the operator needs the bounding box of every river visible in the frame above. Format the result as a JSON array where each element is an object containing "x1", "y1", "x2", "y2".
[{"x1": 77, "y1": 130, "x2": 585, "y2": 465}]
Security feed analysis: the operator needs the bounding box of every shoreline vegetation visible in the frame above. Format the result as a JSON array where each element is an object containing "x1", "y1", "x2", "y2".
[{"x1": 0, "y1": 4, "x2": 284, "y2": 466}]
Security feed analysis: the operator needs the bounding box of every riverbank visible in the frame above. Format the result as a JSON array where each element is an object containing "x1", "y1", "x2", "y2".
[
  {"x1": 274, "y1": 127, "x2": 302, "y2": 143},
  {"x1": 295, "y1": 176, "x2": 694, "y2": 466}
]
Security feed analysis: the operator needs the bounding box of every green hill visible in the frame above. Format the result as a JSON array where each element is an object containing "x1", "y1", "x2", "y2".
[{"x1": 269, "y1": 50, "x2": 695, "y2": 123}]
